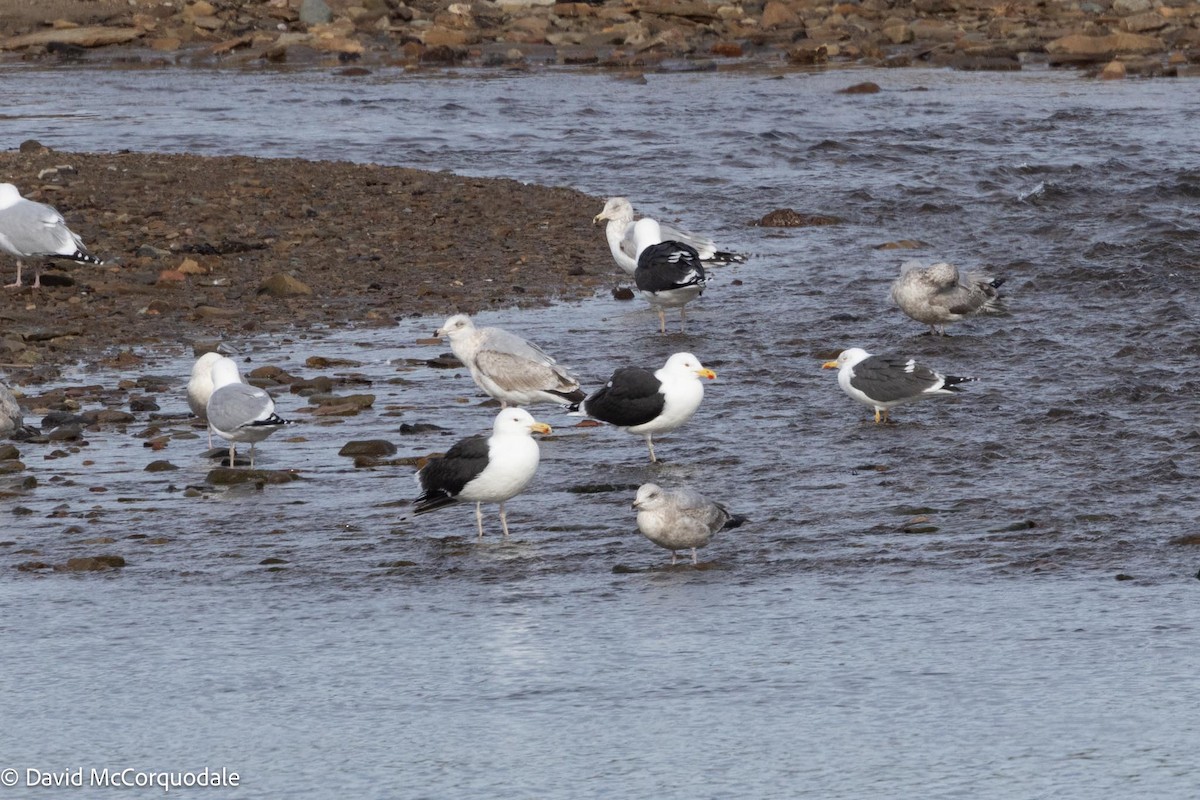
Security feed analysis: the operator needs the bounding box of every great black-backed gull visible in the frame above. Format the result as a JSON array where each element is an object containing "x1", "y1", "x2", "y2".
[
  {"x1": 574, "y1": 352, "x2": 715, "y2": 462},
  {"x1": 632, "y1": 482, "x2": 746, "y2": 565},
  {"x1": 632, "y1": 218, "x2": 707, "y2": 335},
  {"x1": 435, "y1": 314, "x2": 585, "y2": 408},
  {"x1": 822, "y1": 347, "x2": 975, "y2": 424},
  {"x1": 206, "y1": 357, "x2": 293, "y2": 468},
  {"x1": 0, "y1": 183, "x2": 103, "y2": 289},
  {"x1": 890, "y1": 260, "x2": 1005, "y2": 336},
  {"x1": 592, "y1": 196, "x2": 746, "y2": 275},
  {"x1": 413, "y1": 407, "x2": 551, "y2": 538}
]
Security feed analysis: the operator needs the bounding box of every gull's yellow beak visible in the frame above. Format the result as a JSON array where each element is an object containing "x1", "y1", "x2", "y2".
[
  {"x1": 697, "y1": 368, "x2": 717, "y2": 380},
  {"x1": 531, "y1": 422, "x2": 552, "y2": 435},
  {"x1": 821, "y1": 360, "x2": 839, "y2": 369},
  {"x1": 592, "y1": 212, "x2": 605, "y2": 225},
  {"x1": 434, "y1": 328, "x2": 446, "y2": 338}
]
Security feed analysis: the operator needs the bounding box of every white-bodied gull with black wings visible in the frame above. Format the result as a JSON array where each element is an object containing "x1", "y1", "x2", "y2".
[
  {"x1": 0, "y1": 183, "x2": 103, "y2": 289},
  {"x1": 206, "y1": 357, "x2": 293, "y2": 468},
  {"x1": 573, "y1": 352, "x2": 716, "y2": 462},
  {"x1": 891, "y1": 260, "x2": 1005, "y2": 336},
  {"x1": 593, "y1": 196, "x2": 745, "y2": 275},
  {"x1": 632, "y1": 218, "x2": 707, "y2": 334},
  {"x1": 412, "y1": 407, "x2": 551, "y2": 539},
  {"x1": 822, "y1": 347, "x2": 975, "y2": 424},
  {"x1": 434, "y1": 314, "x2": 585, "y2": 408},
  {"x1": 632, "y1": 482, "x2": 746, "y2": 565}
]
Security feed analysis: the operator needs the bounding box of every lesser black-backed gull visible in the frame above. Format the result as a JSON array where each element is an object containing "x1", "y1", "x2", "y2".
[
  {"x1": 0, "y1": 183, "x2": 102, "y2": 289},
  {"x1": 632, "y1": 218, "x2": 707, "y2": 334},
  {"x1": 632, "y1": 482, "x2": 746, "y2": 565},
  {"x1": 413, "y1": 407, "x2": 551, "y2": 538},
  {"x1": 206, "y1": 357, "x2": 293, "y2": 468},
  {"x1": 435, "y1": 314, "x2": 585, "y2": 408},
  {"x1": 574, "y1": 352, "x2": 716, "y2": 462},
  {"x1": 822, "y1": 347, "x2": 975, "y2": 424},
  {"x1": 890, "y1": 260, "x2": 1005, "y2": 336},
  {"x1": 593, "y1": 196, "x2": 746, "y2": 275}
]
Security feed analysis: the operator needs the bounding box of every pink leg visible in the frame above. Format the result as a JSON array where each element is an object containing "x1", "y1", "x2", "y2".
[{"x1": 4, "y1": 261, "x2": 23, "y2": 288}]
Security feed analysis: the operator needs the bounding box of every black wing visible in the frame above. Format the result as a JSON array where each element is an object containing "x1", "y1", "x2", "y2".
[
  {"x1": 414, "y1": 434, "x2": 490, "y2": 513},
  {"x1": 849, "y1": 355, "x2": 947, "y2": 403},
  {"x1": 583, "y1": 367, "x2": 666, "y2": 427},
  {"x1": 634, "y1": 241, "x2": 707, "y2": 294}
]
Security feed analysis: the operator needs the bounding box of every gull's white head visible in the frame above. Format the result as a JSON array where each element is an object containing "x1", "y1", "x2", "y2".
[
  {"x1": 190, "y1": 351, "x2": 225, "y2": 380},
  {"x1": 209, "y1": 356, "x2": 243, "y2": 389},
  {"x1": 822, "y1": 348, "x2": 872, "y2": 371},
  {"x1": 593, "y1": 196, "x2": 634, "y2": 225},
  {"x1": 632, "y1": 482, "x2": 666, "y2": 511},
  {"x1": 0, "y1": 183, "x2": 23, "y2": 209},
  {"x1": 493, "y1": 406, "x2": 552, "y2": 436},
  {"x1": 436, "y1": 313, "x2": 475, "y2": 340},
  {"x1": 661, "y1": 352, "x2": 717, "y2": 381},
  {"x1": 631, "y1": 217, "x2": 663, "y2": 258}
]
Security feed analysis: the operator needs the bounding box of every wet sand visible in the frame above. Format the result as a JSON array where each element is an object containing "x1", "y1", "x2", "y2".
[{"x1": 0, "y1": 147, "x2": 612, "y2": 378}]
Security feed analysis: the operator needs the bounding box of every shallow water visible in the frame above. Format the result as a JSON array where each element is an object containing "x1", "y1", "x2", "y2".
[{"x1": 2, "y1": 66, "x2": 1200, "y2": 797}]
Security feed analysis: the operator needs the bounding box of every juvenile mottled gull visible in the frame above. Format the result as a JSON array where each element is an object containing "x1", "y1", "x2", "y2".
[
  {"x1": 822, "y1": 347, "x2": 975, "y2": 424},
  {"x1": 187, "y1": 352, "x2": 227, "y2": 448},
  {"x1": 632, "y1": 483, "x2": 746, "y2": 565},
  {"x1": 435, "y1": 314, "x2": 585, "y2": 408},
  {"x1": 0, "y1": 183, "x2": 102, "y2": 289},
  {"x1": 1, "y1": 379, "x2": 27, "y2": 437},
  {"x1": 890, "y1": 260, "x2": 1005, "y2": 336},
  {"x1": 632, "y1": 218, "x2": 707, "y2": 335},
  {"x1": 413, "y1": 407, "x2": 551, "y2": 539},
  {"x1": 206, "y1": 357, "x2": 293, "y2": 468},
  {"x1": 593, "y1": 196, "x2": 746, "y2": 275},
  {"x1": 573, "y1": 352, "x2": 716, "y2": 462}
]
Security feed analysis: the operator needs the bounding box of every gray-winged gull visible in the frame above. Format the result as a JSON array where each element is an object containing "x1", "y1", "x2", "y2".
[
  {"x1": 412, "y1": 407, "x2": 551, "y2": 539},
  {"x1": 0, "y1": 183, "x2": 103, "y2": 289},
  {"x1": 822, "y1": 347, "x2": 975, "y2": 424},
  {"x1": 593, "y1": 196, "x2": 745, "y2": 275},
  {"x1": 435, "y1": 314, "x2": 585, "y2": 408},
  {"x1": 631, "y1": 218, "x2": 707, "y2": 335},
  {"x1": 1, "y1": 379, "x2": 28, "y2": 437},
  {"x1": 573, "y1": 352, "x2": 715, "y2": 462},
  {"x1": 890, "y1": 260, "x2": 1005, "y2": 336},
  {"x1": 206, "y1": 356, "x2": 293, "y2": 468},
  {"x1": 632, "y1": 482, "x2": 746, "y2": 565}
]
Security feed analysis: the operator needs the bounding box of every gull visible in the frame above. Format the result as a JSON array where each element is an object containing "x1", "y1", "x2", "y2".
[
  {"x1": 632, "y1": 482, "x2": 746, "y2": 565},
  {"x1": 434, "y1": 314, "x2": 585, "y2": 408},
  {"x1": 0, "y1": 183, "x2": 102, "y2": 289},
  {"x1": 593, "y1": 196, "x2": 745, "y2": 275},
  {"x1": 413, "y1": 407, "x2": 551, "y2": 538},
  {"x1": 822, "y1": 347, "x2": 975, "y2": 424},
  {"x1": 890, "y1": 260, "x2": 1005, "y2": 336},
  {"x1": 206, "y1": 357, "x2": 293, "y2": 468},
  {"x1": 574, "y1": 352, "x2": 716, "y2": 462},
  {"x1": 632, "y1": 218, "x2": 706, "y2": 334},
  {"x1": 187, "y1": 352, "x2": 228, "y2": 448}
]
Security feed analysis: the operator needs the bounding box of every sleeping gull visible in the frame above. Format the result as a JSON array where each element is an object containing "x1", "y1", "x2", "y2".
[
  {"x1": 632, "y1": 218, "x2": 707, "y2": 335},
  {"x1": 1, "y1": 379, "x2": 30, "y2": 438},
  {"x1": 593, "y1": 196, "x2": 746, "y2": 275},
  {"x1": 822, "y1": 347, "x2": 975, "y2": 424},
  {"x1": 573, "y1": 352, "x2": 715, "y2": 462},
  {"x1": 206, "y1": 356, "x2": 294, "y2": 468},
  {"x1": 632, "y1": 482, "x2": 746, "y2": 565},
  {"x1": 0, "y1": 183, "x2": 103, "y2": 289},
  {"x1": 435, "y1": 314, "x2": 585, "y2": 408},
  {"x1": 187, "y1": 351, "x2": 228, "y2": 448},
  {"x1": 412, "y1": 407, "x2": 551, "y2": 538},
  {"x1": 890, "y1": 260, "x2": 1005, "y2": 336}
]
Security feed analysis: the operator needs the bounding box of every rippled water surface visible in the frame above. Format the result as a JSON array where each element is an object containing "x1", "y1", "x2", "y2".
[{"x1": 2, "y1": 66, "x2": 1199, "y2": 798}]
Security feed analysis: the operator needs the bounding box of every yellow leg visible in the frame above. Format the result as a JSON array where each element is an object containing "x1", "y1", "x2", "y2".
[{"x1": 874, "y1": 408, "x2": 882, "y2": 424}]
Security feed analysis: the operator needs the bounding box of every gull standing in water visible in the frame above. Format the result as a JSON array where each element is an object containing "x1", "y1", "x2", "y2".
[
  {"x1": 593, "y1": 196, "x2": 746, "y2": 275},
  {"x1": 632, "y1": 482, "x2": 746, "y2": 565},
  {"x1": 632, "y1": 218, "x2": 707, "y2": 335},
  {"x1": 822, "y1": 347, "x2": 975, "y2": 424},
  {"x1": 890, "y1": 260, "x2": 1005, "y2": 336},
  {"x1": 206, "y1": 357, "x2": 293, "y2": 468},
  {"x1": 434, "y1": 314, "x2": 585, "y2": 408}
]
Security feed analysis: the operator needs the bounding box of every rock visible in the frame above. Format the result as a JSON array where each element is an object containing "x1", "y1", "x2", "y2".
[
  {"x1": 300, "y1": 0, "x2": 333, "y2": 26},
  {"x1": 1045, "y1": 33, "x2": 1165, "y2": 63},
  {"x1": 338, "y1": 439, "x2": 397, "y2": 457},
  {"x1": 612, "y1": 286, "x2": 635, "y2": 301},
  {"x1": 1112, "y1": 0, "x2": 1152, "y2": 13},
  {"x1": 754, "y1": 209, "x2": 844, "y2": 227},
  {"x1": 257, "y1": 273, "x2": 313, "y2": 297},
  {"x1": 1122, "y1": 12, "x2": 1167, "y2": 33},
  {"x1": 838, "y1": 81, "x2": 881, "y2": 94},
  {"x1": 0, "y1": 444, "x2": 18, "y2": 460},
  {"x1": 57, "y1": 555, "x2": 126, "y2": 571},
  {"x1": 145, "y1": 460, "x2": 178, "y2": 472},
  {"x1": 1099, "y1": 59, "x2": 1127, "y2": 79},
  {"x1": 129, "y1": 396, "x2": 160, "y2": 412},
  {"x1": 205, "y1": 467, "x2": 301, "y2": 485},
  {"x1": 399, "y1": 422, "x2": 447, "y2": 435},
  {"x1": 882, "y1": 18, "x2": 913, "y2": 45},
  {"x1": 1, "y1": 26, "x2": 144, "y2": 50},
  {"x1": 760, "y1": 1, "x2": 799, "y2": 29},
  {"x1": 80, "y1": 409, "x2": 137, "y2": 425}
]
